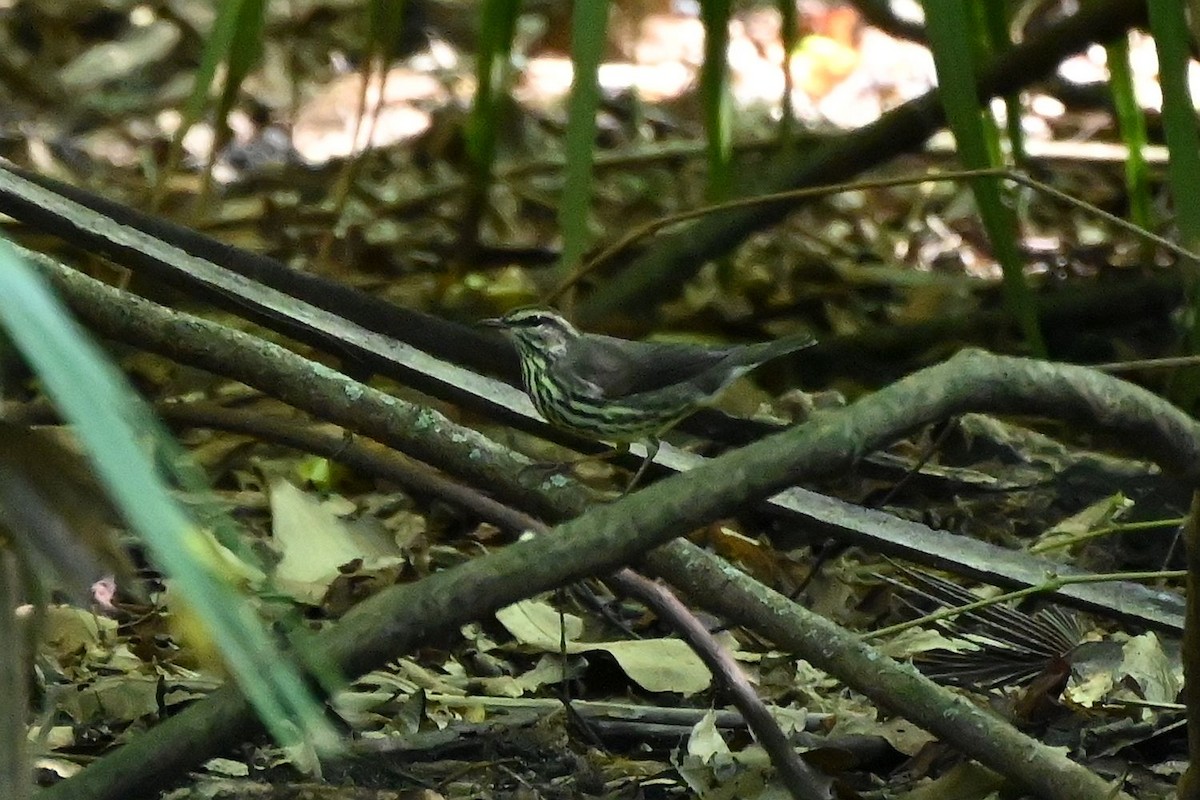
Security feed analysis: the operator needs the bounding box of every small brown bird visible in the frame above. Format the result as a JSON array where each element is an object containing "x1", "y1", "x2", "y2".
[{"x1": 482, "y1": 308, "x2": 814, "y2": 488}]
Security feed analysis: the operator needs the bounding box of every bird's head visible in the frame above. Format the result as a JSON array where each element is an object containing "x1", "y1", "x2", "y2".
[{"x1": 480, "y1": 307, "x2": 580, "y2": 359}]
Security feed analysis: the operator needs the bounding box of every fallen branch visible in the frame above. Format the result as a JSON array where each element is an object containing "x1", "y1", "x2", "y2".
[{"x1": 32, "y1": 272, "x2": 1179, "y2": 798}]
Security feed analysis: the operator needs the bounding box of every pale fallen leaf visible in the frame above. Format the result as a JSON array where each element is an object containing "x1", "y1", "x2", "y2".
[
  {"x1": 496, "y1": 598, "x2": 711, "y2": 695},
  {"x1": 271, "y1": 479, "x2": 404, "y2": 602}
]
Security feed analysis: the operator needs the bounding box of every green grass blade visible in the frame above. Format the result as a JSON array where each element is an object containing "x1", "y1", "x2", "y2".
[
  {"x1": 461, "y1": 0, "x2": 521, "y2": 255},
  {"x1": 778, "y1": 0, "x2": 798, "y2": 142},
  {"x1": 923, "y1": 1, "x2": 1044, "y2": 355},
  {"x1": 699, "y1": 0, "x2": 734, "y2": 202},
  {"x1": 556, "y1": 0, "x2": 609, "y2": 287},
  {"x1": 979, "y1": 1, "x2": 1025, "y2": 164},
  {"x1": 0, "y1": 243, "x2": 337, "y2": 754},
  {"x1": 152, "y1": 0, "x2": 266, "y2": 208},
  {"x1": 367, "y1": 0, "x2": 409, "y2": 59},
  {"x1": 200, "y1": 0, "x2": 268, "y2": 200},
  {"x1": 216, "y1": 0, "x2": 267, "y2": 117},
  {"x1": 1147, "y1": 0, "x2": 1200, "y2": 405},
  {"x1": 1105, "y1": 34, "x2": 1152, "y2": 233}
]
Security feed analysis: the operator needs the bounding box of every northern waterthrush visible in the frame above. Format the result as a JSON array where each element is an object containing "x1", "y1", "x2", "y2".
[{"x1": 481, "y1": 307, "x2": 815, "y2": 488}]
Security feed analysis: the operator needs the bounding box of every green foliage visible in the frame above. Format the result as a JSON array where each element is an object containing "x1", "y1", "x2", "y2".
[
  {"x1": 1146, "y1": 0, "x2": 1200, "y2": 255},
  {"x1": 0, "y1": 242, "x2": 338, "y2": 756},
  {"x1": 777, "y1": 0, "x2": 798, "y2": 141},
  {"x1": 461, "y1": 0, "x2": 521, "y2": 253},
  {"x1": 978, "y1": 1, "x2": 1024, "y2": 164},
  {"x1": 366, "y1": 0, "x2": 410, "y2": 62},
  {"x1": 557, "y1": 0, "x2": 610, "y2": 284},
  {"x1": 1105, "y1": 34, "x2": 1152, "y2": 234},
  {"x1": 1146, "y1": 0, "x2": 1200, "y2": 405},
  {"x1": 923, "y1": 1, "x2": 1045, "y2": 355},
  {"x1": 465, "y1": 0, "x2": 521, "y2": 169},
  {"x1": 155, "y1": 0, "x2": 267, "y2": 207},
  {"x1": 699, "y1": 0, "x2": 734, "y2": 202}
]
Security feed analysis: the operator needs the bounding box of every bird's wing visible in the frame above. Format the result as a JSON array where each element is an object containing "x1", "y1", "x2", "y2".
[{"x1": 558, "y1": 335, "x2": 732, "y2": 399}]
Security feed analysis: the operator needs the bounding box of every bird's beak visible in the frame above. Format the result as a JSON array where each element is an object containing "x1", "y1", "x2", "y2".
[{"x1": 477, "y1": 317, "x2": 504, "y2": 329}]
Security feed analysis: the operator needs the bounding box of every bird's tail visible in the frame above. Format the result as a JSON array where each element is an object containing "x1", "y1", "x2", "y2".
[
  {"x1": 691, "y1": 332, "x2": 816, "y2": 399},
  {"x1": 742, "y1": 332, "x2": 816, "y2": 367}
]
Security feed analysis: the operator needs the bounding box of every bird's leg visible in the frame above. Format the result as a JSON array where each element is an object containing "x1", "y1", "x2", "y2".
[
  {"x1": 521, "y1": 443, "x2": 630, "y2": 479},
  {"x1": 622, "y1": 437, "x2": 660, "y2": 494}
]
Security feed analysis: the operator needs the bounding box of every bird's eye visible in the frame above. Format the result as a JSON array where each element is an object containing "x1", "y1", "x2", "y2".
[{"x1": 513, "y1": 314, "x2": 549, "y2": 328}]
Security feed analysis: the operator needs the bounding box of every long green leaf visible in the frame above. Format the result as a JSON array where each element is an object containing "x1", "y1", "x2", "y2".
[
  {"x1": 923, "y1": 1, "x2": 1044, "y2": 355},
  {"x1": 1146, "y1": 0, "x2": 1200, "y2": 405},
  {"x1": 153, "y1": 0, "x2": 266, "y2": 208},
  {"x1": 556, "y1": 0, "x2": 609, "y2": 286},
  {"x1": 978, "y1": 2, "x2": 1024, "y2": 164},
  {"x1": 367, "y1": 0, "x2": 409, "y2": 60},
  {"x1": 1105, "y1": 34, "x2": 1152, "y2": 233},
  {"x1": 777, "y1": 0, "x2": 798, "y2": 142},
  {"x1": 0, "y1": 243, "x2": 337, "y2": 754},
  {"x1": 461, "y1": 0, "x2": 521, "y2": 254},
  {"x1": 699, "y1": 0, "x2": 734, "y2": 202}
]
